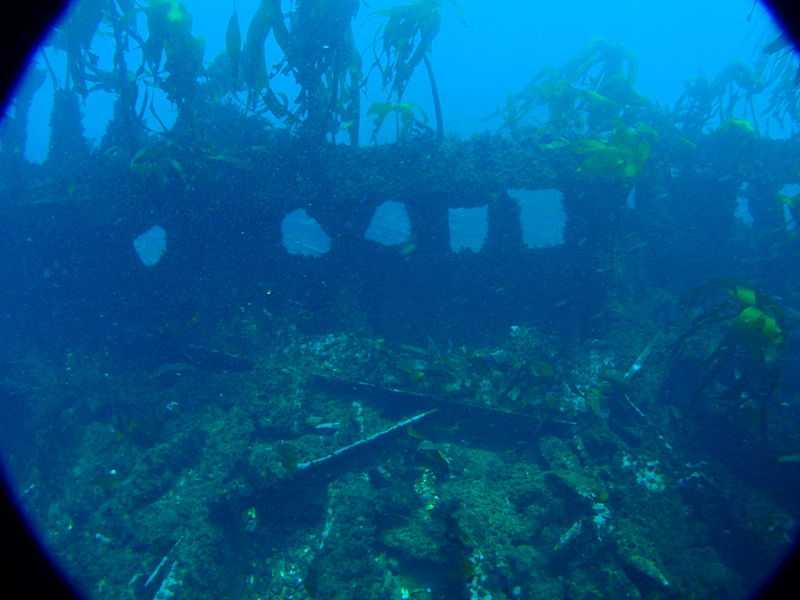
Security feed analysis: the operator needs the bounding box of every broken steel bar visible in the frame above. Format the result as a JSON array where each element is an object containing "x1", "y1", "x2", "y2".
[
  {"x1": 310, "y1": 374, "x2": 543, "y2": 425},
  {"x1": 296, "y1": 409, "x2": 438, "y2": 472}
]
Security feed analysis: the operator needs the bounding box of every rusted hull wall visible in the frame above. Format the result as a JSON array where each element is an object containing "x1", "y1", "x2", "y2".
[{"x1": 1, "y1": 130, "x2": 798, "y2": 352}]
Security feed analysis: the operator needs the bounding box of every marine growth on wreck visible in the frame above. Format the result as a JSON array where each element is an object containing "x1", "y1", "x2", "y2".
[{"x1": 1, "y1": 1, "x2": 800, "y2": 599}]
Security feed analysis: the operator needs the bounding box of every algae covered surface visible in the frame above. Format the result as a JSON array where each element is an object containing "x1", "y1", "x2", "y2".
[
  {"x1": 2, "y1": 1, "x2": 800, "y2": 599},
  {"x1": 3, "y1": 324, "x2": 798, "y2": 599}
]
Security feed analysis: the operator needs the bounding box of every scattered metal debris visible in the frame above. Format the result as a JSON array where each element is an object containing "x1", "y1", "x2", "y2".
[{"x1": 296, "y1": 409, "x2": 437, "y2": 473}]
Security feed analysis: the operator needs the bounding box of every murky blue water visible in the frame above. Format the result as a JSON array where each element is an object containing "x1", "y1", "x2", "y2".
[{"x1": 1, "y1": 1, "x2": 799, "y2": 599}]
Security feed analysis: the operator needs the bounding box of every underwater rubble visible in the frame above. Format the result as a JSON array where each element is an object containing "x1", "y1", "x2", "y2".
[{"x1": 3, "y1": 321, "x2": 797, "y2": 600}]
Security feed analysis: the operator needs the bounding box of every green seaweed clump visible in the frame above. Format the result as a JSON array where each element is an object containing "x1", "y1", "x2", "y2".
[
  {"x1": 367, "y1": 101, "x2": 429, "y2": 142},
  {"x1": 573, "y1": 122, "x2": 655, "y2": 181},
  {"x1": 723, "y1": 285, "x2": 785, "y2": 365}
]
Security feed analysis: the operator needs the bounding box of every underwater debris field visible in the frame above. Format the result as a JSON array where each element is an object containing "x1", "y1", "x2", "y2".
[
  {"x1": 2, "y1": 1, "x2": 800, "y2": 599},
  {"x1": 4, "y1": 324, "x2": 800, "y2": 599}
]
